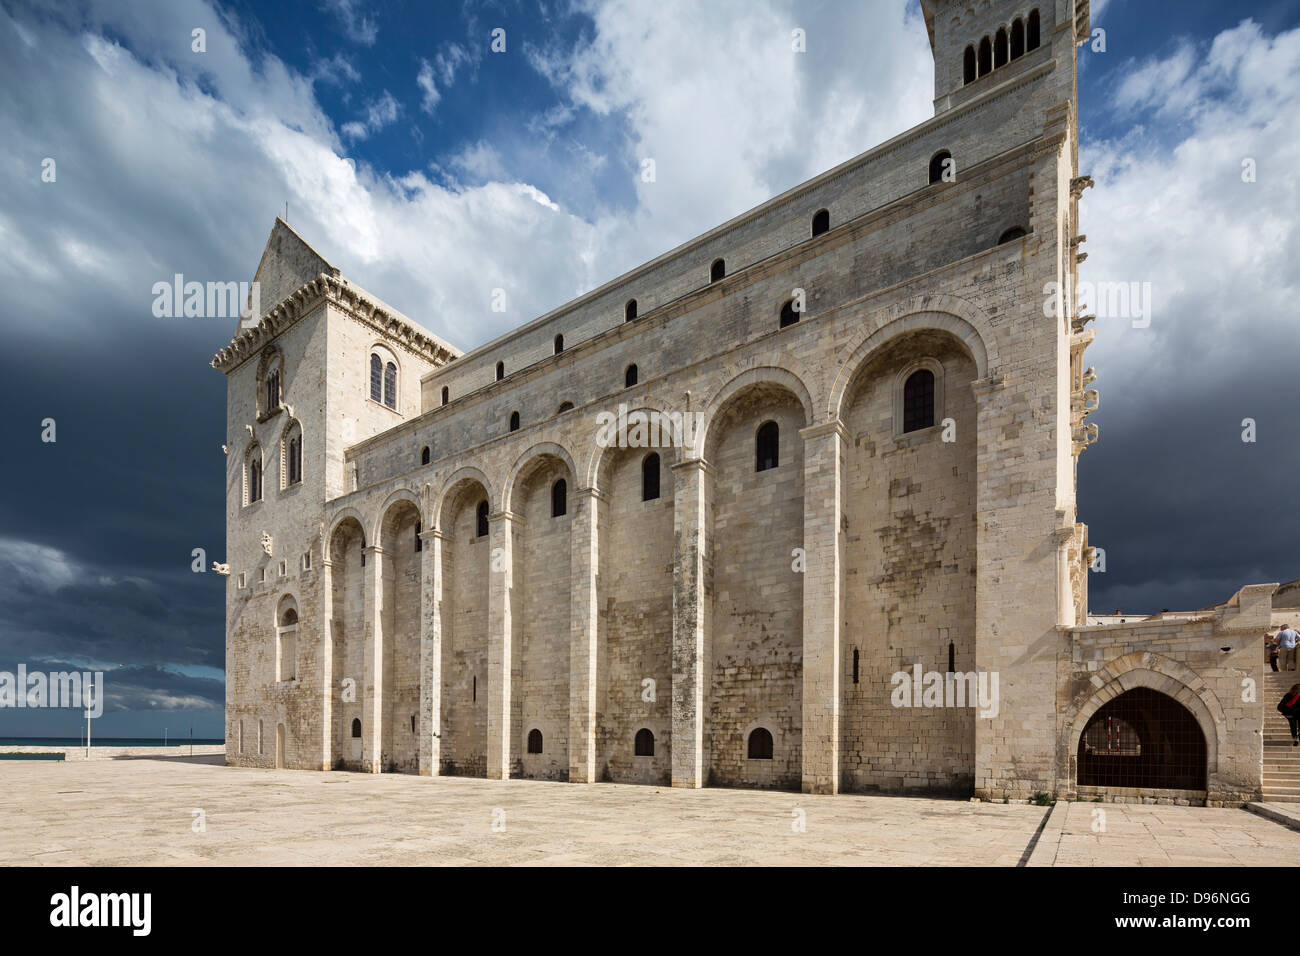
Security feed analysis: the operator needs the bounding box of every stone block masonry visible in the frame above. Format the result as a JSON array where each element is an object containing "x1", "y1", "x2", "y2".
[{"x1": 213, "y1": 0, "x2": 1269, "y2": 804}]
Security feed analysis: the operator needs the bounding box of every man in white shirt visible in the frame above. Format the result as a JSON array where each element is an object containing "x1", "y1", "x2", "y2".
[{"x1": 1278, "y1": 625, "x2": 1299, "y2": 671}]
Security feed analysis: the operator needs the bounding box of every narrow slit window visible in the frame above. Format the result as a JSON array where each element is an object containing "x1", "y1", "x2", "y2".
[
  {"x1": 641, "y1": 453, "x2": 660, "y2": 501},
  {"x1": 903, "y1": 369, "x2": 936, "y2": 433},
  {"x1": 756, "y1": 421, "x2": 779, "y2": 472}
]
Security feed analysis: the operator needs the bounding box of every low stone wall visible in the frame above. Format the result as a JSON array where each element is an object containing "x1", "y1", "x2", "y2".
[
  {"x1": 1076, "y1": 785, "x2": 1206, "y2": 807},
  {"x1": 0, "y1": 745, "x2": 225, "y2": 761}
]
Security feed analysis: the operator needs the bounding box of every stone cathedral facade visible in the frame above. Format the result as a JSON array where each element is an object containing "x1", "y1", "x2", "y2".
[{"x1": 214, "y1": 0, "x2": 1275, "y2": 805}]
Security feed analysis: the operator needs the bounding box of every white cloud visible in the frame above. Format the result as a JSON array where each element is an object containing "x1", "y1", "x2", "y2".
[
  {"x1": 417, "y1": 43, "x2": 477, "y2": 115},
  {"x1": 320, "y1": 0, "x2": 377, "y2": 46},
  {"x1": 1081, "y1": 18, "x2": 1300, "y2": 389},
  {"x1": 310, "y1": 51, "x2": 361, "y2": 87},
  {"x1": 417, "y1": 58, "x2": 441, "y2": 113},
  {"x1": 341, "y1": 89, "x2": 400, "y2": 141}
]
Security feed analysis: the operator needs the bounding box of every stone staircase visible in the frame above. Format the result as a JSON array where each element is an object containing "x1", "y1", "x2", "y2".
[{"x1": 1263, "y1": 670, "x2": 1300, "y2": 802}]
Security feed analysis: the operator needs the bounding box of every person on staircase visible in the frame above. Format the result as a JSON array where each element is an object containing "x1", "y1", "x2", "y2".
[
  {"x1": 1278, "y1": 683, "x2": 1300, "y2": 747},
  {"x1": 1278, "y1": 624, "x2": 1299, "y2": 671},
  {"x1": 1267, "y1": 632, "x2": 1280, "y2": 671}
]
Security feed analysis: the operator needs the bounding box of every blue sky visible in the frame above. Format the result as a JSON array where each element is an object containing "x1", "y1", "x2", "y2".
[{"x1": 0, "y1": 0, "x2": 1297, "y2": 737}]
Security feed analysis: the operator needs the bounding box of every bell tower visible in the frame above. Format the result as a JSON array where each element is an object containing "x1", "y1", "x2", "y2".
[{"x1": 922, "y1": 0, "x2": 1091, "y2": 116}]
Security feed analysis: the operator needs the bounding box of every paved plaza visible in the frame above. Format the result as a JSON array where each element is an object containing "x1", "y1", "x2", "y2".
[{"x1": 2, "y1": 755, "x2": 1298, "y2": 866}]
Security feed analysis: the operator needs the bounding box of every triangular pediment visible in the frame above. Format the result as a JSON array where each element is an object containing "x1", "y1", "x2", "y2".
[{"x1": 244, "y1": 217, "x2": 339, "y2": 330}]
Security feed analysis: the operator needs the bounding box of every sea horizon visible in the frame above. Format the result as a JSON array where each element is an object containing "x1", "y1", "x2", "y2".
[{"x1": 0, "y1": 737, "x2": 225, "y2": 747}]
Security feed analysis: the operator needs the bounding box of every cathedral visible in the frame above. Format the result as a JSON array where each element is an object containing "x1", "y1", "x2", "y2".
[{"x1": 214, "y1": 0, "x2": 1278, "y2": 805}]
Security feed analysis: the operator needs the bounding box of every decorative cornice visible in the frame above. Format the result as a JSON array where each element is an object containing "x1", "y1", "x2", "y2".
[{"x1": 210, "y1": 273, "x2": 459, "y2": 374}]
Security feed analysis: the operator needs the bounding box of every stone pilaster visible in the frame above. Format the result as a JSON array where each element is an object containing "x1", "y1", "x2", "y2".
[
  {"x1": 486, "y1": 511, "x2": 516, "y2": 780},
  {"x1": 569, "y1": 488, "x2": 602, "y2": 783},
  {"x1": 418, "y1": 528, "x2": 443, "y2": 776},
  {"x1": 971, "y1": 371, "x2": 1061, "y2": 800},
  {"x1": 318, "y1": 557, "x2": 334, "y2": 771},
  {"x1": 361, "y1": 544, "x2": 385, "y2": 773},
  {"x1": 1053, "y1": 523, "x2": 1076, "y2": 628},
  {"x1": 799, "y1": 420, "x2": 846, "y2": 794},
  {"x1": 671, "y1": 457, "x2": 711, "y2": 788}
]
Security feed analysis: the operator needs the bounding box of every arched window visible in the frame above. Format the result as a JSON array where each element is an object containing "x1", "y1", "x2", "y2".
[
  {"x1": 351, "y1": 718, "x2": 362, "y2": 739},
  {"x1": 509, "y1": 411, "x2": 520, "y2": 432},
  {"x1": 495, "y1": 361, "x2": 504, "y2": 381},
  {"x1": 747, "y1": 728, "x2": 773, "y2": 760},
  {"x1": 527, "y1": 729, "x2": 543, "y2": 754},
  {"x1": 415, "y1": 519, "x2": 422, "y2": 553},
  {"x1": 811, "y1": 208, "x2": 830, "y2": 237},
  {"x1": 625, "y1": 299, "x2": 638, "y2": 322},
  {"x1": 277, "y1": 600, "x2": 298, "y2": 682},
  {"x1": 998, "y1": 226, "x2": 1027, "y2": 245},
  {"x1": 554, "y1": 333, "x2": 564, "y2": 354},
  {"x1": 963, "y1": 45, "x2": 976, "y2": 83},
  {"x1": 556, "y1": 401, "x2": 574, "y2": 414},
  {"x1": 625, "y1": 364, "x2": 638, "y2": 388},
  {"x1": 551, "y1": 479, "x2": 567, "y2": 518},
  {"x1": 903, "y1": 369, "x2": 936, "y2": 433},
  {"x1": 756, "y1": 421, "x2": 779, "y2": 472},
  {"x1": 779, "y1": 299, "x2": 799, "y2": 329},
  {"x1": 248, "y1": 446, "x2": 263, "y2": 504},
  {"x1": 476, "y1": 500, "x2": 489, "y2": 538},
  {"x1": 947, "y1": 640, "x2": 955, "y2": 673},
  {"x1": 642, "y1": 453, "x2": 660, "y2": 501},
  {"x1": 634, "y1": 728, "x2": 655, "y2": 757},
  {"x1": 421, "y1": 446, "x2": 431, "y2": 465},
  {"x1": 994, "y1": 27, "x2": 1008, "y2": 68},
  {"x1": 383, "y1": 362, "x2": 397, "y2": 410},
  {"x1": 710, "y1": 258, "x2": 725, "y2": 282},
  {"x1": 1011, "y1": 19, "x2": 1025, "y2": 58},
  {"x1": 285, "y1": 426, "x2": 302, "y2": 487},
  {"x1": 258, "y1": 350, "x2": 284, "y2": 418},
  {"x1": 852, "y1": 648, "x2": 859, "y2": 684},
  {"x1": 929, "y1": 150, "x2": 951, "y2": 185},
  {"x1": 978, "y1": 36, "x2": 992, "y2": 76},
  {"x1": 1027, "y1": 9, "x2": 1040, "y2": 51},
  {"x1": 266, "y1": 364, "x2": 281, "y2": 413},
  {"x1": 441, "y1": 385, "x2": 449, "y2": 406},
  {"x1": 369, "y1": 353, "x2": 383, "y2": 402}
]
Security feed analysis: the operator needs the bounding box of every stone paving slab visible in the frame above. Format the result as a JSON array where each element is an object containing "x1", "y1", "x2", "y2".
[
  {"x1": 1, "y1": 758, "x2": 1297, "y2": 866},
  {"x1": 1028, "y1": 800, "x2": 1300, "y2": 867}
]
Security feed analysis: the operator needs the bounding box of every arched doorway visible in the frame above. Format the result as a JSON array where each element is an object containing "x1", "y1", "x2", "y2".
[{"x1": 1077, "y1": 688, "x2": 1207, "y2": 791}]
